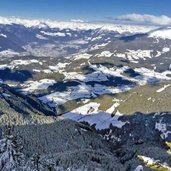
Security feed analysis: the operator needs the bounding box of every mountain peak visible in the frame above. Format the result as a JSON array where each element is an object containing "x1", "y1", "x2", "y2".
[{"x1": 0, "y1": 16, "x2": 156, "y2": 33}]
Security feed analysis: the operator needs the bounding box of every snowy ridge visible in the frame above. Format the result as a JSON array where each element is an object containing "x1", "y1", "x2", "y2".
[
  {"x1": 149, "y1": 27, "x2": 171, "y2": 40},
  {"x1": 0, "y1": 16, "x2": 156, "y2": 34}
]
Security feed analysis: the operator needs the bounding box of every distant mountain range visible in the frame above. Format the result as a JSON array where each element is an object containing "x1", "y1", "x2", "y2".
[{"x1": 0, "y1": 16, "x2": 157, "y2": 57}]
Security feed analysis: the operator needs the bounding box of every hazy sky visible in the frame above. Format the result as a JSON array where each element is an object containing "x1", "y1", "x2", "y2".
[{"x1": 0, "y1": 0, "x2": 171, "y2": 24}]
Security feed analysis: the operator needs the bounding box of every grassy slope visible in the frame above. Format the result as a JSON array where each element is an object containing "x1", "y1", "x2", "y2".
[{"x1": 60, "y1": 81, "x2": 171, "y2": 115}]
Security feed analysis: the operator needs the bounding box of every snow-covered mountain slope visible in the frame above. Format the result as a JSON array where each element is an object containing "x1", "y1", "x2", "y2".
[
  {"x1": 0, "y1": 16, "x2": 155, "y2": 33},
  {"x1": 149, "y1": 27, "x2": 171, "y2": 40}
]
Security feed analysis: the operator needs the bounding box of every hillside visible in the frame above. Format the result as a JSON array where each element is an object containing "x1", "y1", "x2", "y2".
[
  {"x1": 0, "y1": 84, "x2": 171, "y2": 170},
  {"x1": 0, "y1": 83, "x2": 57, "y2": 125}
]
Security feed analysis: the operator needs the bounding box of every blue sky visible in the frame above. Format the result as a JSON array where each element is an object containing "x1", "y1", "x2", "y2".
[{"x1": 0, "y1": 0, "x2": 171, "y2": 22}]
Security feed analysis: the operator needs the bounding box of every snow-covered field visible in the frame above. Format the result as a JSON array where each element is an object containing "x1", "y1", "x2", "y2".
[
  {"x1": 64, "y1": 102, "x2": 126, "y2": 130},
  {"x1": 21, "y1": 79, "x2": 56, "y2": 92}
]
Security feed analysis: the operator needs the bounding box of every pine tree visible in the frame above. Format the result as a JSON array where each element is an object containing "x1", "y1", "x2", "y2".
[
  {"x1": 24, "y1": 153, "x2": 44, "y2": 171},
  {"x1": 0, "y1": 134, "x2": 25, "y2": 171},
  {"x1": 0, "y1": 126, "x2": 25, "y2": 171}
]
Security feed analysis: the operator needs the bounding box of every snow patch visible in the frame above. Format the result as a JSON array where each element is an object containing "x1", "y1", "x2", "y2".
[
  {"x1": 156, "y1": 84, "x2": 170, "y2": 93},
  {"x1": 0, "y1": 49, "x2": 20, "y2": 57},
  {"x1": 162, "y1": 47, "x2": 170, "y2": 52},
  {"x1": 0, "y1": 34, "x2": 7, "y2": 38},
  {"x1": 41, "y1": 31, "x2": 65, "y2": 37},
  {"x1": 98, "y1": 51, "x2": 113, "y2": 57},
  {"x1": 10, "y1": 59, "x2": 40, "y2": 66},
  {"x1": 21, "y1": 79, "x2": 56, "y2": 92},
  {"x1": 36, "y1": 34, "x2": 48, "y2": 40},
  {"x1": 106, "y1": 103, "x2": 120, "y2": 114},
  {"x1": 155, "y1": 119, "x2": 171, "y2": 139},
  {"x1": 0, "y1": 64, "x2": 9, "y2": 70},
  {"x1": 149, "y1": 28, "x2": 171, "y2": 40},
  {"x1": 126, "y1": 49, "x2": 153, "y2": 61},
  {"x1": 64, "y1": 103, "x2": 126, "y2": 130},
  {"x1": 134, "y1": 165, "x2": 143, "y2": 171},
  {"x1": 73, "y1": 53, "x2": 92, "y2": 60}
]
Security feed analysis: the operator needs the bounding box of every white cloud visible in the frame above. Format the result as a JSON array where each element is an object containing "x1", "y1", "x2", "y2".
[
  {"x1": 115, "y1": 14, "x2": 171, "y2": 25},
  {"x1": 70, "y1": 19, "x2": 84, "y2": 23}
]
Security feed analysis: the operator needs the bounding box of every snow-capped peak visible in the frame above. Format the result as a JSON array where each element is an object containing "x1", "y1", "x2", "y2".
[
  {"x1": 0, "y1": 16, "x2": 48, "y2": 28},
  {"x1": 0, "y1": 16, "x2": 156, "y2": 34}
]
